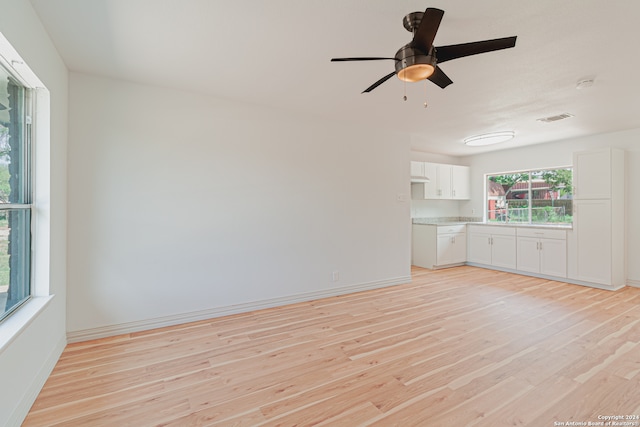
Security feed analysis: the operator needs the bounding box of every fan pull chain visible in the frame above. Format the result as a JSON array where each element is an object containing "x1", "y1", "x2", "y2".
[
  {"x1": 403, "y1": 79, "x2": 407, "y2": 101},
  {"x1": 423, "y1": 80, "x2": 428, "y2": 108}
]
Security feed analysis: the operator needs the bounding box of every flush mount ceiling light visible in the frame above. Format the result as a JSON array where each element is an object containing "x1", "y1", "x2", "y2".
[{"x1": 464, "y1": 131, "x2": 515, "y2": 146}]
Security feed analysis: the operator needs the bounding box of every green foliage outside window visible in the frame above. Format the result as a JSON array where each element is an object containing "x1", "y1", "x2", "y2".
[{"x1": 487, "y1": 168, "x2": 573, "y2": 225}]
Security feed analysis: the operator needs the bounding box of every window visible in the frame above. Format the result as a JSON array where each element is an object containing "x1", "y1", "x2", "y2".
[
  {"x1": 487, "y1": 168, "x2": 572, "y2": 225},
  {"x1": 0, "y1": 61, "x2": 32, "y2": 322}
]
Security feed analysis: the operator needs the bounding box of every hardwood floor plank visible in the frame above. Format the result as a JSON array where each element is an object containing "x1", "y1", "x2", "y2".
[
  {"x1": 471, "y1": 375, "x2": 581, "y2": 426},
  {"x1": 23, "y1": 266, "x2": 640, "y2": 426},
  {"x1": 313, "y1": 402, "x2": 383, "y2": 426},
  {"x1": 529, "y1": 371, "x2": 634, "y2": 425},
  {"x1": 258, "y1": 375, "x2": 403, "y2": 426}
]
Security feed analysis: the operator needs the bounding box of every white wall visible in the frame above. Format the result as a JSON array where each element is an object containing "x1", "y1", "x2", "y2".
[
  {"x1": 67, "y1": 73, "x2": 411, "y2": 337},
  {"x1": 0, "y1": 0, "x2": 68, "y2": 426},
  {"x1": 461, "y1": 128, "x2": 640, "y2": 284}
]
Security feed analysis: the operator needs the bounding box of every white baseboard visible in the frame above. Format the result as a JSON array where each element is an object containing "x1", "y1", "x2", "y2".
[
  {"x1": 7, "y1": 335, "x2": 66, "y2": 427},
  {"x1": 67, "y1": 275, "x2": 411, "y2": 343},
  {"x1": 628, "y1": 279, "x2": 640, "y2": 288},
  {"x1": 465, "y1": 263, "x2": 625, "y2": 291}
]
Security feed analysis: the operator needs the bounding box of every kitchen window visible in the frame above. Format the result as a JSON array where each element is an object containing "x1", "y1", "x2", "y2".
[
  {"x1": 0, "y1": 60, "x2": 32, "y2": 322},
  {"x1": 486, "y1": 167, "x2": 572, "y2": 225}
]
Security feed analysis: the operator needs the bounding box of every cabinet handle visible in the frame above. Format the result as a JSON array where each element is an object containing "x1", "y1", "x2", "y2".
[{"x1": 539, "y1": 241, "x2": 543, "y2": 251}]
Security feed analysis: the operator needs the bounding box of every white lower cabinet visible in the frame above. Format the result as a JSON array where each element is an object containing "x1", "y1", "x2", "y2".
[
  {"x1": 467, "y1": 225, "x2": 516, "y2": 269},
  {"x1": 436, "y1": 230, "x2": 467, "y2": 266},
  {"x1": 412, "y1": 224, "x2": 466, "y2": 269},
  {"x1": 516, "y1": 228, "x2": 567, "y2": 278}
]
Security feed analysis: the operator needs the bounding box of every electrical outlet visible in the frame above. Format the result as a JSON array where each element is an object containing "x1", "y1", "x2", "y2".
[{"x1": 331, "y1": 271, "x2": 339, "y2": 282}]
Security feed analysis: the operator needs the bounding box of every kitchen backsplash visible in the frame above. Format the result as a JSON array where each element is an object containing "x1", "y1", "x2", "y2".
[{"x1": 411, "y1": 199, "x2": 461, "y2": 219}]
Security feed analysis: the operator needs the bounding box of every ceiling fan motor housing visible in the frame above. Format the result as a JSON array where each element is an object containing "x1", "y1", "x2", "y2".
[{"x1": 394, "y1": 44, "x2": 436, "y2": 82}]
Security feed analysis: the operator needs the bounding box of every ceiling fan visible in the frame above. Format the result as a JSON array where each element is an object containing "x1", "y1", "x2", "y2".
[{"x1": 331, "y1": 7, "x2": 517, "y2": 93}]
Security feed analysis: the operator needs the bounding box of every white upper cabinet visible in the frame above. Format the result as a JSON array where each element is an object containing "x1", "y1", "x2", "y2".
[
  {"x1": 422, "y1": 162, "x2": 440, "y2": 198},
  {"x1": 450, "y1": 165, "x2": 470, "y2": 200},
  {"x1": 411, "y1": 162, "x2": 470, "y2": 200},
  {"x1": 436, "y1": 164, "x2": 453, "y2": 198}
]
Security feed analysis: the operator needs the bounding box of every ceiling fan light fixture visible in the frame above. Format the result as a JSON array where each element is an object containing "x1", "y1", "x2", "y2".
[
  {"x1": 394, "y1": 44, "x2": 436, "y2": 83},
  {"x1": 331, "y1": 7, "x2": 517, "y2": 93},
  {"x1": 397, "y1": 63, "x2": 435, "y2": 82},
  {"x1": 464, "y1": 131, "x2": 515, "y2": 146}
]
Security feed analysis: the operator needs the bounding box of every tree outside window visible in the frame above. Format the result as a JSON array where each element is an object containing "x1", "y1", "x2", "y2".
[{"x1": 487, "y1": 168, "x2": 572, "y2": 225}]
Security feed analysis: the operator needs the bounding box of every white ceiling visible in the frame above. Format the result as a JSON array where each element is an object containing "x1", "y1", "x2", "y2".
[{"x1": 29, "y1": 0, "x2": 640, "y2": 156}]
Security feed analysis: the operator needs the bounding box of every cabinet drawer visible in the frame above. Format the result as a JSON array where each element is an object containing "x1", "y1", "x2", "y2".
[
  {"x1": 516, "y1": 228, "x2": 567, "y2": 240},
  {"x1": 437, "y1": 224, "x2": 466, "y2": 234},
  {"x1": 467, "y1": 225, "x2": 515, "y2": 236}
]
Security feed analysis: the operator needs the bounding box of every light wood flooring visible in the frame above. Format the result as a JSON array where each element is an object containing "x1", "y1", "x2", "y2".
[{"x1": 24, "y1": 266, "x2": 640, "y2": 426}]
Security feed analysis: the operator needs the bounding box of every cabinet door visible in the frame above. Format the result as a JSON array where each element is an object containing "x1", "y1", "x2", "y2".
[
  {"x1": 436, "y1": 234, "x2": 456, "y2": 265},
  {"x1": 423, "y1": 162, "x2": 440, "y2": 198},
  {"x1": 517, "y1": 237, "x2": 540, "y2": 273},
  {"x1": 436, "y1": 233, "x2": 466, "y2": 265},
  {"x1": 540, "y1": 238, "x2": 567, "y2": 278},
  {"x1": 468, "y1": 232, "x2": 492, "y2": 264},
  {"x1": 574, "y1": 200, "x2": 611, "y2": 284},
  {"x1": 451, "y1": 233, "x2": 467, "y2": 263},
  {"x1": 491, "y1": 234, "x2": 517, "y2": 269},
  {"x1": 573, "y1": 149, "x2": 611, "y2": 199},
  {"x1": 437, "y1": 164, "x2": 452, "y2": 198},
  {"x1": 451, "y1": 165, "x2": 470, "y2": 200}
]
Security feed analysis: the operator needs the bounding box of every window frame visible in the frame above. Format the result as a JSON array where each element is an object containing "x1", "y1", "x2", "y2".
[
  {"x1": 0, "y1": 56, "x2": 34, "y2": 323},
  {"x1": 485, "y1": 166, "x2": 573, "y2": 226}
]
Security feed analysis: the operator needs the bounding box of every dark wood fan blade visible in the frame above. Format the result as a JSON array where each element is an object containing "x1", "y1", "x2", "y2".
[
  {"x1": 331, "y1": 57, "x2": 397, "y2": 62},
  {"x1": 435, "y1": 36, "x2": 517, "y2": 64},
  {"x1": 412, "y1": 8, "x2": 444, "y2": 54},
  {"x1": 362, "y1": 71, "x2": 396, "y2": 93},
  {"x1": 428, "y1": 66, "x2": 453, "y2": 89}
]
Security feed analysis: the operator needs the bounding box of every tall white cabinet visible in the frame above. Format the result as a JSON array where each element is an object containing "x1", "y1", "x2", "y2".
[{"x1": 569, "y1": 148, "x2": 625, "y2": 289}]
